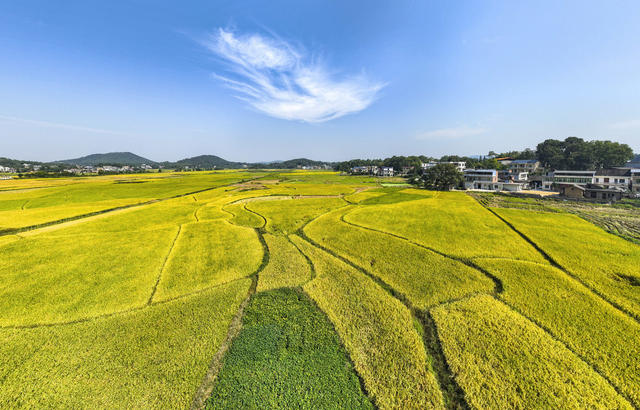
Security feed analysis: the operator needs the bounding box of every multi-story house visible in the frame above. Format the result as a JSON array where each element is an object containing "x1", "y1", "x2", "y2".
[
  {"x1": 552, "y1": 170, "x2": 595, "y2": 185},
  {"x1": 464, "y1": 169, "x2": 498, "y2": 190},
  {"x1": 378, "y1": 167, "x2": 394, "y2": 177},
  {"x1": 509, "y1": 160, "x2": 540, "y2": 173},
  {"x1": 593, "y1": 168, "x2": 632, "y2": 191},
  {"x1": 422, "y1": 161, "x2": 466, "y2": 173}
]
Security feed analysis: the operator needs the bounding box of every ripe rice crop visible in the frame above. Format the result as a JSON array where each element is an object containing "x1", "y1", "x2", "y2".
[
  {"x1": 154, "y1": 220, "x2": 263, "y2": 301},
  {"x1": 292, "y1": 235, "x2": 445, "y2": 409},
  {"x1": 305, "y1": 207, "x2": 494, "y2": 309},
  {"x1": 345, "y1": 191, "x2": 546, "y2": 262},
  {"x1": 431, "y1": 294, "x2": 630, "y2": 409},
  {"x1": 0, "y1": 225, "x2": 178, "y2": 326},
  {"x1": 0, "y1": 279, "x2": 251, "y2": 408},
  {"x1": 493, "y1": 208, "x2": 640, "y2": 319},
  {"x1": 475, "y1": 258, "x2": 640, "y2": 406},
  {"x1": 257, "y1": 234, "x2": 312, "y2": 291},
  {"x1": 207, "y1": 288, "x2": 372, "y2": 409},
  {"x1": 222, "y1": 202, "x2": 265, "y2": 228},
  {"x1": 246, "y1": 197, "x2": 346, "y2": 234}
]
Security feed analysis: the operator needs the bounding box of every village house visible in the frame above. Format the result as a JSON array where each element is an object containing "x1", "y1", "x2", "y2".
[
  {"x1": 464, "y1": 169, "x2": 499, "y2": 190},
  {"x1": 422, "y1": 161, "x2": 466, "y2": 173},
  {"x1": 593, "y1": 168, "x2": 632, "y2": 191},
  {"x1": 378, "y1": 167, "x2": 394, "y2": 177},
  {"x1": 509, "y1": 159, "x2": 540, "y2": 173}
]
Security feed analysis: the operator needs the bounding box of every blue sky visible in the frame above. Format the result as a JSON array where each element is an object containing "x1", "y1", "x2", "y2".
[{"x1": 1, "y1": 1, "x2": 639, "y2": 162}]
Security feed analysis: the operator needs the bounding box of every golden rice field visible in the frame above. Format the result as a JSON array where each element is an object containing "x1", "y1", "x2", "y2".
[{"x1": 1, "y1": 170, "x2": 639, "y2": 409}]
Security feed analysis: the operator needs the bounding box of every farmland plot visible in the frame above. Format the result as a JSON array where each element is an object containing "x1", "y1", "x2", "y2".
[
  {"x1": 257, "y1": 234, "x2": 312, "y2": 291},
  {"x1": 208, "y1": 288, "x2": 372, "y2": 409},
  {"x1": 493, "y1": 208, "x2": 640, "y2": 319},
  {"x1": 345, "y1": 191, "x2": 545, "y2": 262},
  {"x1": 475, "y1": 258, "x2": 640, "y2": 405},
  {"x1": 154, "y1": 220, "x2": 263, "y2": 301},
  {"x1": 246, "y1": 197, "x2": 346, "y2": 234},
  {"x1": 432, "y1": 295, "x2": 630, "y2": 409},
  {"x1": 0, "y1": 279, "x2": 251, "y2": 408},
  {"x1": 292, "y1": 236, "x2": 445, "y2": 409},
  {"x1": 305, "y1": 207, "x2": 494, "y2": 309}
]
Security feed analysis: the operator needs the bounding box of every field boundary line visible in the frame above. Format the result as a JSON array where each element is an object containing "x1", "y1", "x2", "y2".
[
  {"x1": 147, "y1": 225, "x2": 183, "y2": 305},
  {"x1": 295, "y1": 231, "x2": 468, "y2": 409},
  {"x1": 242, "y1": 202, "x2": 267, "y2": 228},
  {"x1": 190, "y1": 227, "x2": 270, "y2": 409},
  {"x1": 0, "y1": 177, "x2": 261, "y2": 238},
  {"x1": 477, "y1": 200, "x2": 640, "y2": 324}
]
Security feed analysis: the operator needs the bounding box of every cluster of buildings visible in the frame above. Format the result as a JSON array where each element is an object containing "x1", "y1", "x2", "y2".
[
  {"x1": 66, "y1": 164, "x2": 153, "y2": 175},
  {"x1": 463, "y1": 158, "x2": 640, "y2": 201},
  {"x1": 0, "y1": 165, "x2": 16, "y2": 173},
  {"x1": 350, "y1": 165, "x2": 395, "y2": 177}
]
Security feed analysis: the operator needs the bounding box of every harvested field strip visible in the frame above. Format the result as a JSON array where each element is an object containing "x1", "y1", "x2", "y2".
[
  {"x1": 431, "y1": 295, "x2": 631, "y2": 409},
  {"x1": 0, "y1": 225, "x2": 179, "y2": 327},
  {"x1": 246, "y1": 197, "x2": 346, "y2": 234},
  {"x1": 257, "y1": 234, "x2": 312, "y2": 291},
  {"x1": 492, "y1": 207, "x2": 640, "y2": 321},
  {"x1": 292, "y1": 235, "x2": 445, "y2": 409},
  {"x1": 345, "y1": 191, "x2": 546, "y2": 262},
  {"x1": 206, "y1": 288, "x2": 372, "y2": 409},
  {"x1": 305, "y1": 207, "x2": 494, "y2": 310},
  {"x1": 153, "y1": 220, "x2": 263, "y2": 301},
  {"x1": 475, "y1": 258, "x2": 640, "y2": 406},
  {"x1": 0, "y1": 279, "x2": 252, "y2": 408}
]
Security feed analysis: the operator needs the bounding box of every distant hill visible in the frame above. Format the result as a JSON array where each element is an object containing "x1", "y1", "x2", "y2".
[
  {"x1": 58, "y1": 152, "x2": 156, "y2": 166},
  {"x1": 167, "y1": 155, "x2": 245, "y2": 169}
]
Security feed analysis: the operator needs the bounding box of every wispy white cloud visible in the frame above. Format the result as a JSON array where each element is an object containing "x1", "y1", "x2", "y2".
[
  {"x1": 610, "y1": 119, "x2": 640, "y2": 130},
  {"x1": 416, "y1": 126, "x2": 486, "y2": 140},
  {"x1": 0, "y1": 115, "x2": 128, "y2": 136},
  {"x1": 204, "y1": 28, "x2": 385, "y2": 123}
]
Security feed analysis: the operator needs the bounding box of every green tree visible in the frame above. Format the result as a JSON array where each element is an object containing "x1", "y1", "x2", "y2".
[{"x1": 422, "y1": 163, "x2": 463, "y2": 191}]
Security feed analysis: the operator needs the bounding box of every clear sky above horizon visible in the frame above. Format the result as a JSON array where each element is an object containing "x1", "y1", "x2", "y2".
[{"x1": 1, "y1": 1, "x2": 639, "y2": 162}]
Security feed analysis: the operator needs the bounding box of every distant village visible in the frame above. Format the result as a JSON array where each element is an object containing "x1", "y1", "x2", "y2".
[{"x1": 349, "y1": 157, "x2": 640, "y2": 201}]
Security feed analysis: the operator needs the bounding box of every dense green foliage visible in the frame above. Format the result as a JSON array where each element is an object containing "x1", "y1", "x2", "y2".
[
  {"x1": 207, "y1": 289, "x2": 372, "y2": 409},
  {"x1": 536, "y1": 137, "x2": 634, "y2": 170},
  {"x1": 420, "y1": 163, "x2": 463, "y2": 191}
]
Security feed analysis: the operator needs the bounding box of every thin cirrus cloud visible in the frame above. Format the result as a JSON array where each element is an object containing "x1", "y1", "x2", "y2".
[
  {"x1": 416, "y1": 126, "x2": 486, "y2": 139},
  {"x1": 204, "y1": 28, "x2": 385, "y2": 123}
]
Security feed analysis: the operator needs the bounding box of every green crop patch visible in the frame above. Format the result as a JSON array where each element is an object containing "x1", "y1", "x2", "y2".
[
  {"x1": 207, "y1": 288, "x2": 372, "y2": 409},
  {"x1": 359, "y1": 189, "x2": 431, "y2": 205},
  {"x1": 493, "y1": 208, "x2": 640, "y2": 319},
  {"x1": 246, "y1": 197, "x2": 346, "y2": 234},
  {"x1": 154, "y1": 220, "x2": 263, "y2": 301},
  {"x1": 257, "y1": 234, "x2": 312, "y2": 291},
  {"x1": 305, "y1": 207, "x2": 494, "y2": 309},
  {"x1": 432, "y1": 294, "x2": 630, "y2": 409},
  {"x1": 0, "y1": 279, "x2": 251, "y2": 408},
  {"x1": 475, "y1": 258, "x2": 640, "y2": 406},
  {"x1": 292, "y1": 235, "x2": 445, "y2": 409}
]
